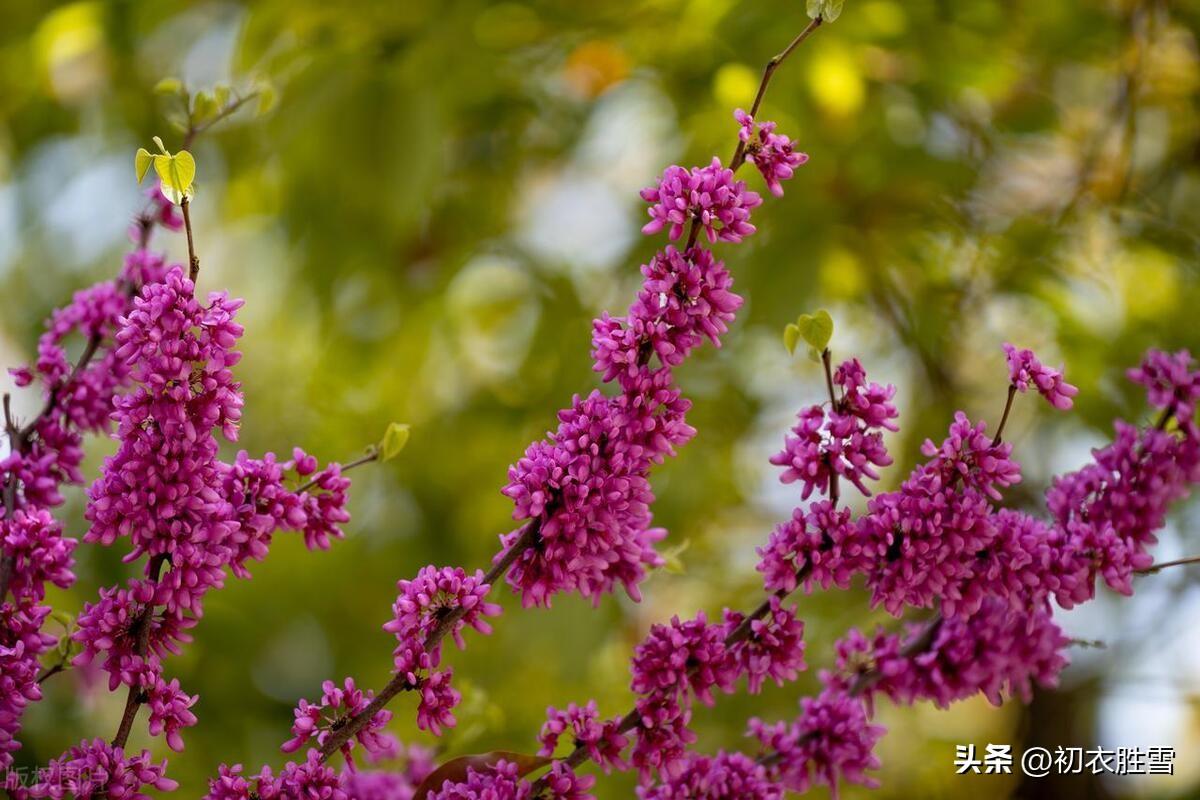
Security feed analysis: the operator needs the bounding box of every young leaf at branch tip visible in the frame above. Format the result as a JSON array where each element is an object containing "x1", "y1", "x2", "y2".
[
  {"x1": 154, "y1": 77, "x2": 184, "y2": 95},
  {"x1": 256, "y1": 83, "x2": 278, "y2": 115},
  {"x1": 380, "y1": 422, "x2": 411, "y2": 462},
  {"x1": 661, "y1": 538, "x2": 691, "y2": 575},
  {"x1": 192, "y1": 90, "x2": 219, "y2": 124},
  {"x1": 795, "y1": 309, "x2": 834, "y2": 353},
  {"x1": 806, "y1": 0, "x2": 844, "y2": 22},
  {"x1": 153, "y1": 149, "x2": 196, "y2": 205}
]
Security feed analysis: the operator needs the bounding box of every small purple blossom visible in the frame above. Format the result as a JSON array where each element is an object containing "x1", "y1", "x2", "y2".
[
  {"x1": 416, "y1": 668, "x2": 461, "y2": 736},
  {"x1": 24, "y1": 738, "x2": 178, "y2": 799},
  {"x1": 735, "y1": 108, "x2": 809, "y2": 197},
  {"x1": 631, "y1": 612, "x2": 737, "y2": 707},
  {"x1": 757, "y1": 501, "x2": 866, "y2": 595},
  {"x1": 724, "y1": 597, "x2": 806, "y2": 694},
  {"x1": 750, "y1": 689, "x2": 883, "y2": 800},
  {"x1": 640, "y1": 158, "x2": 762, "y2": 243},
  {"x1": 282, "y1": 678, "x2": 393, "y2": 766},
  {"x1": 637, "y1": 750, "x2": 784, "y2": 799},
  {"x1": 830, "y1": 599, "x2": 1070, "y2": 709},
  {"x1": 539, "y1": 701, "x2": 629, "y2": 772},
  {"x1": 1128, "y1": 349, "x2": 1200, "y2": 425},
  {"x1": 384, "y1": 566, "x2": 502, "y2": 668},
  {"x1": 769, "y1": 359, "x2": 898, "y2": 499},
  {"x1": 0, "y1": 509, "x2": 75, "y2": 604},
  {"x1": 1003, "y1": 343, "x2": 1078, "y2": 410}
]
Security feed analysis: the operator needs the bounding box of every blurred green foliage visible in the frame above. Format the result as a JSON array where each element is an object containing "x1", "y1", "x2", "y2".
[{"x1": 2, "y1": 0, "x2": 1200, "y2": 797}]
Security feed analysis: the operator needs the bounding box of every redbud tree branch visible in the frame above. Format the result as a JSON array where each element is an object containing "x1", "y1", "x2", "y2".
[
  {"x1": 110, "y1": 196, "x2": 215, "y2": 749},
  {"x1": 315, "y1": 519, "x2": 543, "y2": 761},
  {"x1": 105, "y1": 452, "x2": 381, "y2": 746},
  {"x1": 315, "y1": 13, "x2": 831, "y2": 769},
  {"x1": 0, "y1": 219, "x2": 153, "y2": 602}
]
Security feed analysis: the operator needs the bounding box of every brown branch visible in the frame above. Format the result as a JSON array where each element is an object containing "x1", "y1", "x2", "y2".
[
  {"x1": 181, "y1": 92, "x2": 259, "y2": 150},
  {"x1": 1135, "y1": 555, "x2": 1200, "y2": 575},
  {"x1": 0, "y1": 330, "x2": 107, "y2": 601},
  {"x1": 297, "y1": 451, "x2": 379, "y2": 494},
  {"x1": 992, "y1": 384, "x2": 1018, "y2": 446},
  {"x1": 729, "y1": 17, "x2": 823, "y2": 171},
  {"x1": 182, "y1": 198, "x2": 200, "y2": 284},
  {"x1": 315, "y1": 519, "x2": 542, "y2": 762},
  {"x1": 112, "y1": 553, "x2": 168, "y2": 749}
]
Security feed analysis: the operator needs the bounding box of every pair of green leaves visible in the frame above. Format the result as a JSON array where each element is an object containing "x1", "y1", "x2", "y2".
[
  {"x1": 134, "y1": 137, "x2": 195, "y2": 205},
  {"x1": 784, "y1": 309, "x2": 834, "y2": 361},
  {"x1": 807, "y1": 0, "x2": 845, "y2": 22}
]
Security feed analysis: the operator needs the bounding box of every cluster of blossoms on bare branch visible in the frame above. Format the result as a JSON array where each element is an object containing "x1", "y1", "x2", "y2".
[
  {"x1": 1, "y1": 178, "x2": 359, "y2": 796},
  {"x1": 2, "y1": 9, "x2": 1200, "y2": 800}
]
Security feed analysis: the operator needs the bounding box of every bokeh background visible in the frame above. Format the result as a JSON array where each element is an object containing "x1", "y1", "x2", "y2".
[{"x1": 2, "y1": 0, "x2": 1200, "y2": 797}]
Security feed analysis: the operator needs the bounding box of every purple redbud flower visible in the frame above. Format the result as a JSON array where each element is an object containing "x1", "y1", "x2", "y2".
[{"x1": 1003, "y1": 343, "x2": 1079, "y2": 410}]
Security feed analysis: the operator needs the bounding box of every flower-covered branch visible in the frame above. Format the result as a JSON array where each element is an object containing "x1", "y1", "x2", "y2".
[
  {"x1": 253, "y1": 15, "x2": 823, "y2": 794},
  {"x1": 1, "y1": 88, "x2": 387, "y2": 798},
  {"x1": 3, "y1": 4, "x2": 1199, "y2": 800}
]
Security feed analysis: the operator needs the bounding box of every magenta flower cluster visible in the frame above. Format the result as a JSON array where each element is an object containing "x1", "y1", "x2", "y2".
[
  {"x1": 0, "y1": 185, "x2": 363, "y2": 793},
  {"x1": 749, "y1": 689, "x2": 884, "y2": 798},
  {"x1": 538, "y1": 701, "x2": 629, "y2": 772},
  {"x1": 382, "y1": 566, "x2": 501, "y2": 734},
  {"x1": 1004, "y1": 342, "x2": 1079, "y2": 410},
  {"x1": 640, "y1": 157, "x2": 762, "y2": 243},
  {"x1": 283, "y1": 678, "x2": 393, "y2": 765},
  {"x1": 637, "y1": 751, "x2": 783, "y2": 800},
  {"x1": 0, "y1": 197, "x2": 177, "y2": 773},
  {"x1": 770, "y1": 357, "x2": 899, "y2": 499},
  {"x1": 735, "y1": 108, "x2": 809, "y2": 197},
  {"x1": 205, "y1": 751, "x2": 345, "y2": 800},
  {"x1": 6, "y1": 61, "x2": 1200, "y2": 800},
  {"x1": 18, "y1": 738, "x2": 177, "y2": 799}
]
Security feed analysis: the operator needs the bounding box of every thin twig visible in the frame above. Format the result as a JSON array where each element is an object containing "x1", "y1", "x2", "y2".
[
  {"x1": 1135, "y1": 555, "x2": 1200, "y2": 575},
  {"x1": 315, "y1": 519, "x2": 542, "y2": 762},
  {"x1": 182, "y1": 198, "x2": 200, "y2": 284},
  {"x1": 112, "y1": 554, "x2": 167, "y2": 748},
  {"x1": 297, "y1": 451, "x2": 379, "y2": 494},
  {"x1": 991, "y1": 384, "x2": 1017, "y2": 446},
  {"x1": 729, "y1": 17, "x2": 823, "y2": 171},
  {"x1": 181, "y1": 92, "x2": 259, "y2": 150}
]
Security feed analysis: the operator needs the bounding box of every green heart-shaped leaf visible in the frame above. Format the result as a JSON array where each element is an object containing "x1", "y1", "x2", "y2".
[
  {"x1": 380, "y1": 422, "x2": 411, "y2": 462},
  {"x1": 783, "y1": 323, "x2": 801, "y2": 355},
  {"x1": 154, "y1": 150, "x2": 196, "y2": 205},
  {"x1": 135, "y1": 148, "x2": 154, "y2": 183},
  {"x1": 191, "y1": 90, "x2": 219, "y2": 124},
  {"x1": 824, "y1": 0, "x2": 844, "y2": 22},
  {"x1": 795, "y1": 309, "x2": 834, "y2": 353}
]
